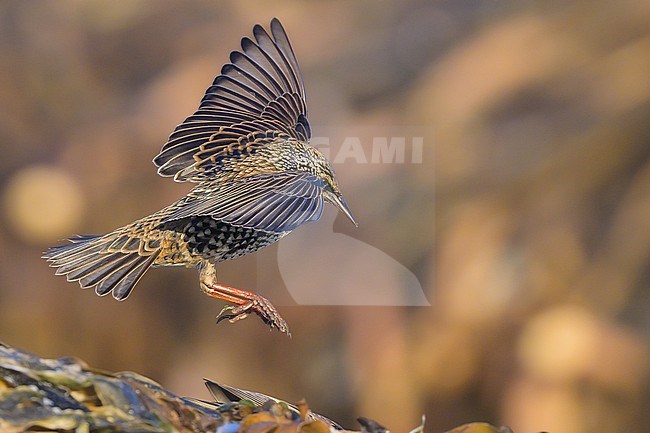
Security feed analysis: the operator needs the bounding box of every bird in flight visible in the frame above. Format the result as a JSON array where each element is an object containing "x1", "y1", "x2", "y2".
[{"x1": 44, "y1": 18, "x2": 356, "y2": 335}]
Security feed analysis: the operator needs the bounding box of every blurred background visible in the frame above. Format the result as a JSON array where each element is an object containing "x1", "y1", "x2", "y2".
[{"x1": 1, "y1": 1, "x2": 649, "y2": 432}]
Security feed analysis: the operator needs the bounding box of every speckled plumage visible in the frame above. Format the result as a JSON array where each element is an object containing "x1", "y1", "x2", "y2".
[
  {"x1": 159, "y1": 216, "x2": 284, "y2": 263},
  {"x1": 44, "y1": 19, "x2": 356, "y2": 335}
]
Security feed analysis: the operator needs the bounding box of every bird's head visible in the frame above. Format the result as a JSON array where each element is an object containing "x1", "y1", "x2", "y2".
[{"x1": 307, "y1": 146, "x2": 358, "y2": 227}]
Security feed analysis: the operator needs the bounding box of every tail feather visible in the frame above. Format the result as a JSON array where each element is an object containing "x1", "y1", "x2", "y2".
[
  {"x1": 55, "y1": 245, "x2": 115, "y2": 276},
  {"x1": 107, "y1": 254, "x2": 158, "y2": 300},
  {"x1": 49, "y1": 243, "x2": 104, "y2": 265},
  {"x1": 44, "y1": 234, "x2": 159, "y2": 301},
  {"x1": 78, "y1": 254, "x2": 137, "y2": 288},
  {"x1": 68, "y1": 234, "x2": 101, "y2": 243},
  {"x1": 66, "y1": 252, "x2": 124, "y2": 281}
]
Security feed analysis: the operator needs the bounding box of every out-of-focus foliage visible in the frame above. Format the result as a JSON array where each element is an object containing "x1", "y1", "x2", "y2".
[
  {"x1": 0, "y1": 342, "x2": 220, "y2": 432},
  {"x1": 1, "y1": 342, "x2": 451, "y2": 433},
  {"x1": 443, "y1": 423, "x2": 511, "y2": 433},
  {"x1": 0, "y1": 1, "x2": 649, "y2": 433}
]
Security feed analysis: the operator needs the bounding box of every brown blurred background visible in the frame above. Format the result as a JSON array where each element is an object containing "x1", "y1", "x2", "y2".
[{"x1": 1, "y1": 1, "x2": 649, "y2": 432}]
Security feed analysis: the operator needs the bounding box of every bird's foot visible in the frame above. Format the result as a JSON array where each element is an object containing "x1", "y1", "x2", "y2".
[
  {"x1": 200, "y1": 263, "x2": 290, "y2": 336},
  {"x1": 216, "y1": 294, "x2": 290, "y2": 336}
]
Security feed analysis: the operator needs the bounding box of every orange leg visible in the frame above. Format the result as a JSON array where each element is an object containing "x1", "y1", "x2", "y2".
[{"x1": 199, "y1": 262, "x2": 290, "y2": 335}]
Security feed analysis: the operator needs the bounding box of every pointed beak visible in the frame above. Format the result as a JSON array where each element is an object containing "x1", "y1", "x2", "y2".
[{"x1": 325, "y1": 191, "x2": 358, "y2": 227}]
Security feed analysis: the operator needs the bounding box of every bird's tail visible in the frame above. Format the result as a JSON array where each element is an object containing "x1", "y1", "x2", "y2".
[{"x1": 43, "y1": 233, "x2": 160, "y2": 300}]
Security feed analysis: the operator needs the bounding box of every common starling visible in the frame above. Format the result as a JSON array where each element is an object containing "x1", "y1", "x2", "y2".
[
  {"x1": 44, "y1": 19, "x2": 356, "y2": 335},
  {"x1": 200, "y1": 379, "x2": 343, "y2": 429}
]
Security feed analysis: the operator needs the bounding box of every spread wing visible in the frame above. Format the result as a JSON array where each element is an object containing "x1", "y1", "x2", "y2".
[
  {"x1": 161, "y1": 172, "x2": 324, "y2": 233},
  {"x1": 154, "y1": 18, "x2": 310, "y2": 182}
]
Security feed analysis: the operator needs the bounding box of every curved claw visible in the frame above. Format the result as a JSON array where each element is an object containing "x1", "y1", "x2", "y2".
[
  {"x1": 215, "y1": 299, "x2": 291, "y2": 336},
  {"x1": 216, "y1": 305, "x2": 249, "y2": 324}
]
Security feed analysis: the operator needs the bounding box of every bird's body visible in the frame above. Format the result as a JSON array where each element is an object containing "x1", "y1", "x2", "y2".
[
  {"x1": 44, "y1": 19, "x2": 356, "y2": 335},
  {"x1": 199, "y1": 379, "x2": 343, "y2": 430}
]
